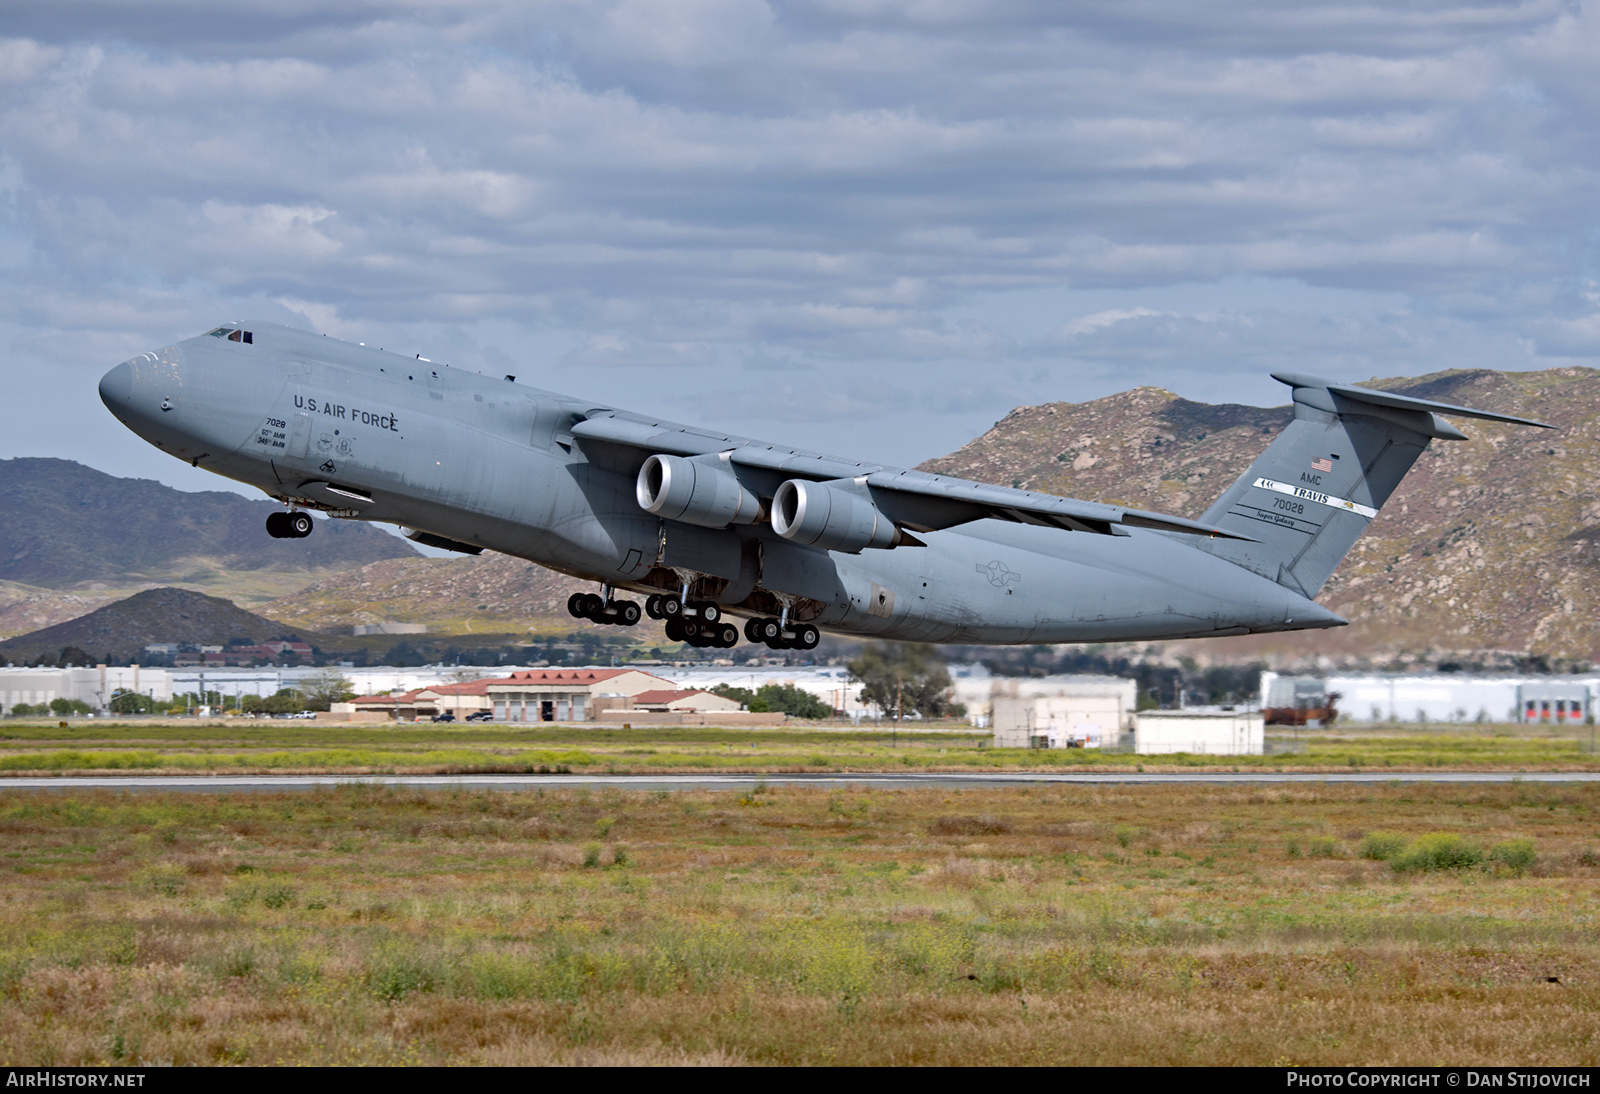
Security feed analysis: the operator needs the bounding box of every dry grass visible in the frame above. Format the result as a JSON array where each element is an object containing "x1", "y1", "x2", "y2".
[
  {"x1": 1, "y1": 782, "x2": 1597, "y2": 1065},
  {"x1": 1, "y1": 717, "x2": 1596, "y2": 775}
]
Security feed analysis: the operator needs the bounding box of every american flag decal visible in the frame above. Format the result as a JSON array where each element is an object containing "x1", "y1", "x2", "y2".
[{"x1": 1311, "y1": 457, "x2": 1333, "y2": 472}]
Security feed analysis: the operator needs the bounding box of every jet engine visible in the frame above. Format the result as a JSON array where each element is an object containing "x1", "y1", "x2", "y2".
[
  {"x1": 636, "y1": 452, "x2": 764, "y2": 528},
  {"x1": 770, "y1": 478, "x2": 897, "y2": 553}
]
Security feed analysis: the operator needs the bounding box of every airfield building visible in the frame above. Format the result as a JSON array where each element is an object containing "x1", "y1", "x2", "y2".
[
  {"x1": 1133, "y1": 710, "x2": 1265, "y2": 755},
  {"x1": 988, "y1": 676, "x2": 1138, "y2": 749},
  {"x1": 1261, "y1": 671, "x2": 1599, "y2": 726}
]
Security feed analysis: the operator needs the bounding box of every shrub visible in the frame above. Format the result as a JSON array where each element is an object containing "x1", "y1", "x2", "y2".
[
  {"x1": 1307, "y1": 836, "x2": 1340, "y2": 859},
  {"x1": 931, "y1": 815, "x2": 1012, "y2": 836},
  {"x1": 1359, "y1": 832, "x2": 1407, "y2": 861},
  {"x1": 367, "y1": 953, "x2": 441, "y2": 1000},
  {"x1": 1391, "y1": 833, "x2": 1482, "y2": 873},
  {"x1": 218, "y1": 947, "x2": 257, "y2": 979},
  {"x1": 260, "y1": 882, "x2": 296, "y2": 909},
  {"x1": 1488, "y1": 839, "x2": 1536, "y2": 874}
]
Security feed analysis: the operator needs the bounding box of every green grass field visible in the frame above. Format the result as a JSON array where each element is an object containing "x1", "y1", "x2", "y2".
[
  {"x1": 0, "y1": 717, "x2": 1596, "y2": 774},
  {"x1": 1, "y1": 781, "x2": 1596, "y2": 1065}
]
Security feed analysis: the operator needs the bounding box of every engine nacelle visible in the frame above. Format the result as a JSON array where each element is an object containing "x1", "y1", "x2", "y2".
[
  {"x1": 636, "y1": 452, "x2": 764, "y2": 528},
  {"x1": 770, "y1": 478, "x2": 897, "y2": 553}
]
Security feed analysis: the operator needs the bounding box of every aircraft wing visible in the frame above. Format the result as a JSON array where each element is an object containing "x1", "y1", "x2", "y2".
[{"x1": 570, "y1": 412, "x2": 1252, "y2": 542}]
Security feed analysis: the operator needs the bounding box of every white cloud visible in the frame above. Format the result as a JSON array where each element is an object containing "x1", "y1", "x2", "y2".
[{"x1": 0, "y1": 1, "x2": 1595, "y2": 483}]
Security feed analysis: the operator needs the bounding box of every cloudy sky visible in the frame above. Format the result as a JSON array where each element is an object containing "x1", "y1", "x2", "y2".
[{"x1": 3, "y1": 0, "x2": 1597, "y2": 499}]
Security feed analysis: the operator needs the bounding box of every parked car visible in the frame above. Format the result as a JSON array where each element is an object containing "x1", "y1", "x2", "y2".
[
  {"x1": 431, "y1": 712, "x2": 456, "y2": 723},
  {"x1": 464, "y1": 710, "x2": 493, "y2": 722}
]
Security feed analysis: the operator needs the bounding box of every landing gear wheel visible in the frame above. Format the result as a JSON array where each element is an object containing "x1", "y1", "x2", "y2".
[
  {"x1": 567, "y1": 593, "x2": 587, "y2": 619},
  {"x1": 743, "y1": 618, "x2": 763, "y2": 643},
  {"x1": 717, "y1": 623, "x2": 739, "y2": 648},
  {"x1": 287, "y1": 512, "x2": 314, "y2": 538},
  {"x1": 265, "y1": 512, "x2": 289, "y2": 539},
  {"x1": 697, "y1": 602, "x2": 721, "y2": 624},
  {"x1": 755, "y1": 619, "x2": 781, "y2": 642},
  {"x1": 795, "y1": 624, "x2": 820, "y2": 650},
  {"x1": 660, "y1": 596, "x2": 682, "y2": 618},
  {"x1": 664, "y1": 618, "x2": 686, "y2": 642},
  {"x1": 579, "y1": 592, "x2": 605, "y2": 618},
  {"x1": 645, "y1": 594, "x2": 663, "y2": 619},
  {"x1": 618, "y1": 601, "x2": 642, "y2": 626}
]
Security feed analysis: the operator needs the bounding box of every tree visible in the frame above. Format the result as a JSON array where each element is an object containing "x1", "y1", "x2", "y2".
[
  {"x1": 710, "y1": 682, "x2": 832, "y2": 718},
  {"x1": 299, "y1": 669, "x2": 356, "y2": 712},
  {"x1": 711, "y1": 684, "x2": 758, "y2": 708},
  {"x1": 109, "y1": 690, "x2": 157, "y2": 714},
  {"x1": 755, "y1": 683, "x2": 831, "y2": 719},
  {"x1": 848, "y1": 643, "x2": 962, "y2": 721},
  {"x1": 242, "y1": 688, "x2": 305, "y2": 715}
]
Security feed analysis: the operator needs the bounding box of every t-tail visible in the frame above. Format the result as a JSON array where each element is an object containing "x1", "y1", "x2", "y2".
[{"x1": 1197, "y1": 373, "x2": 1552, "y2": 599}]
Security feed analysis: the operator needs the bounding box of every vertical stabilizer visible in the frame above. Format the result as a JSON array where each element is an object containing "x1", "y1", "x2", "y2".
[{"x1": 1198, "y1": 373, "x2": 1551, "y2": 598}]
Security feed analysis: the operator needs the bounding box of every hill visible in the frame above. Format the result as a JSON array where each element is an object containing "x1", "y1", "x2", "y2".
[
  {"x1": 261, "y1": 553, "x2": 661, "y2": 640},
  {"x1": 11, "y1": 368, "x2": 1592, "y2": 662},
  {"x1": 0, "y1": 587, "x2": 313, "y2": 665},
  {"x1": 0, "y1": 458, "x2": 418, "y2": 623},
  {"x1": 918, "y1": 366, "x2": 1600, "y2": 660}
]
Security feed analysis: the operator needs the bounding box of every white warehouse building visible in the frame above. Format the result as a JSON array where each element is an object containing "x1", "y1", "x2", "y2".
[
  {"x1": 988, "y1": 676, "x2": 1138, "y2": 749},
  {"x1": 1133, "y1": 710, "x2": 1264, "y2": 755},
  {"x1": 1261, "y1": 671, "x2": 1599, "y2": 726}
]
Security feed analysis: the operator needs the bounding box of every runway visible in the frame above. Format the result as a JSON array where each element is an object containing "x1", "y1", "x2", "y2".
[{"x1": 2, "y1": 771, "x2": 1599, "y2": 793}]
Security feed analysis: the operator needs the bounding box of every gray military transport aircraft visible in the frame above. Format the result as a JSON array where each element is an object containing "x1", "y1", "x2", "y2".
[{"x1": 98, "y1": 322, "x2": 1550, "y2": 650}]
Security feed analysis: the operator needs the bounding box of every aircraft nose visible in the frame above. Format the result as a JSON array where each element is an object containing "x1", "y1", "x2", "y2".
[{"x1": 99, "y1": 361, "x2": 134, "y2": 416}]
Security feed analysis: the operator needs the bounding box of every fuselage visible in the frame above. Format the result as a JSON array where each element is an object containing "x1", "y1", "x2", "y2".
[{"x1": 98, "y1": 322, "x2": 1339, "y2": 644}]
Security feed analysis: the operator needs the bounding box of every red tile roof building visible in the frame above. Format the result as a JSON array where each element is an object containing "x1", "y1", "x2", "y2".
[
  {"x1": 340, "y1": 668, "x2": 680, "y2": 723},
  {"x1": 629, "y1": 689, "x2": 742, "y2": 713}
]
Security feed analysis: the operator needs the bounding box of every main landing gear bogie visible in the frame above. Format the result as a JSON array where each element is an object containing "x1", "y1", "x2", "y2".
[
  {"x1": 664, "y1": 617, "x2": 740, "y2": 649},
  {"x1": 569, "y1": 588, "x2": 820, "y2": 651},
  {"x1": 744, "y1": 618, "x2": 819, "y2": 651},
  {"x1": 266, "y1": 511, "x2": 313, "y2": 539},
  {"x1": 567, "y1": 592, "x2": 642, "y2": 627}
]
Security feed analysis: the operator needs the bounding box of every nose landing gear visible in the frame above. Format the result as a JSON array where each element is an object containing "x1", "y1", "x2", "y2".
[{"x1": 266, "y1": 511, "x2": 313, "y2": 539}]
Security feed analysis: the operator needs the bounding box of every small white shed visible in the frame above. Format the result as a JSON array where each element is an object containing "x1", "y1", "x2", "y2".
[{"x1": 1134, "y1": 710, "x2": 1264, "y2": 756}]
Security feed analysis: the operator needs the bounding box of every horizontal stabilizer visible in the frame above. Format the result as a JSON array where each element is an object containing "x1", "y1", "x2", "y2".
[
  {"x1": 1270, "y1": 372, "x2": 1554, "y2": 430},
  {"x1": 1201, "y1": 373, "x2": 1552, "y2": 598}
]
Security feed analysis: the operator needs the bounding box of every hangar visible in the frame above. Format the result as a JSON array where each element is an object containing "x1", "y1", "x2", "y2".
[{"x1": 1261, "y1": 672, "x2": 1598, "y2": 725}]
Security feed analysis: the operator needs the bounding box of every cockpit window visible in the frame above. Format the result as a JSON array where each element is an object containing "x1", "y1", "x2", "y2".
[{"x1": 205, "y1": 327, "x2": 253, "y2": 343}]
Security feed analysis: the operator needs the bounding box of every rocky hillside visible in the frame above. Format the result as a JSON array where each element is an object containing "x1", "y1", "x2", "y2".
[
  {"x1": 0, "y1": 458, "x2": 417, "y2": 593},
  {"x1": 0, "y1": 588, "x2": 314, "y2": 664},
  {"x1": 262, "y1": 553, "x2": 597, "y2": 637},
  {"x1": 919, "y1": 367, "x2": 1600, "y2": 660},
  {"x1": 0, "y1": 584, "x2": 118, "y2": 641}
]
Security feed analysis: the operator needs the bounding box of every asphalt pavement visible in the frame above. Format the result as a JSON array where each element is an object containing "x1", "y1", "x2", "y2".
[{"x1": 2, "y1": 771, "x2": 1598, "y2": 793}]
